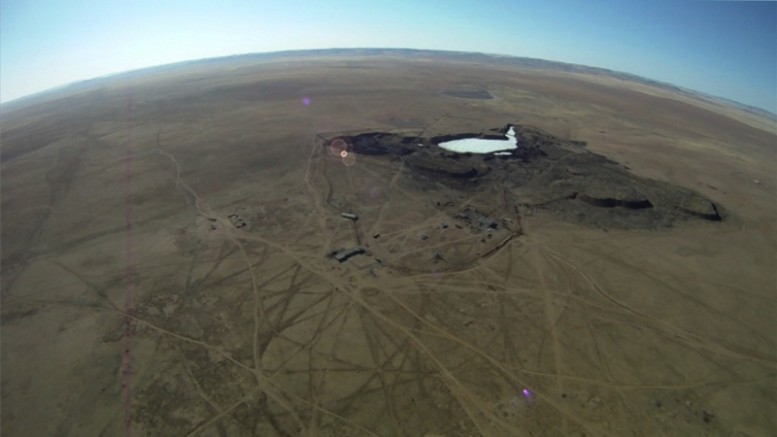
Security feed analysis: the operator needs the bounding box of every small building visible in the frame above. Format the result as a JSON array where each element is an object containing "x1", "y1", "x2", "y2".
[
  {"x1": 333, "y1": 246, "x2": 366, "y2": 263},
  {"x1": 341, "y1": 212, "x2": 358, "y2": 221}
]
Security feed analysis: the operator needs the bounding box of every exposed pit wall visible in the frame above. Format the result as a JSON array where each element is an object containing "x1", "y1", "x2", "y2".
[
  {"x1": 680, "y1": 203, "x2": 723, "y2": 221},
  {"x1": 578, "y1": 194, "x2": 654, "y2": 210}
]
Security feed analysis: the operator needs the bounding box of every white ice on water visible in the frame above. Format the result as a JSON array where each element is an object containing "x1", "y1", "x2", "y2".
[{"x1": 437, "y1": 126, "x2": 517, "y2": 154}]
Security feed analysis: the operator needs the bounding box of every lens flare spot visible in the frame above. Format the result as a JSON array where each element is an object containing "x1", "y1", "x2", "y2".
[
  {"x1": 328, "y1": 138, "x2": 355, "y2": 166},
  {"x1": 302, "y1": 97, "x2": 311, "y2": 106},
  {"x1": 329, "y1": 138, "x2": 347, "y2": 157},
  {"x1": 341, "y1": 151, "x2": 356, "y2": 167}
]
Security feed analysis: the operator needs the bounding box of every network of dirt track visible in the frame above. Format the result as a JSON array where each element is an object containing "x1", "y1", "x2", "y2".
[{"x1": 2, "y1": 51, "x2": 776, "y2": 436}]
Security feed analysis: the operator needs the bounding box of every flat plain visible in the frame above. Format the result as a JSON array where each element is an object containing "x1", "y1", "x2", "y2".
[{"x1": 2, "y1": 50, "x2": 776, "y2": 436}]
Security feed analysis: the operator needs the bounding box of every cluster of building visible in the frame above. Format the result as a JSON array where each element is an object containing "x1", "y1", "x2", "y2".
[
  {"x1": 228, "y1": 213, "x2": 247, "y2": 228},
  {"x1": 454, "y1": 209, "x2": 499, "y2": 231}
]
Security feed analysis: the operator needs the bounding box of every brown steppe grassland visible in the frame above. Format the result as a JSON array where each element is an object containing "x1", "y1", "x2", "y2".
[{"x1": 1, "y1": 50, "x2": 775, "y2": 436}]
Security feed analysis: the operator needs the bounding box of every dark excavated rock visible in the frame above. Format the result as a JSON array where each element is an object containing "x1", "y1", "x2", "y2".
[
  {"x1": 348, "y1": 133, "x2": 416, "y2": 156},
  {"x1": 325, "y1": 122, "x2": 725, "y2": 229},
  {"x1": 498, "y1": 146, "x2": 547, "y2": 163},
  {"x1": 405, "y1": 153, "x2": 481, "y2": 179}
]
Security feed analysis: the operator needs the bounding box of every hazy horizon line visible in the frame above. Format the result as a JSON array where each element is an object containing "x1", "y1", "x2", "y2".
[{"x1": 3, "y1": 47, "x2": 775, "y2": 120}]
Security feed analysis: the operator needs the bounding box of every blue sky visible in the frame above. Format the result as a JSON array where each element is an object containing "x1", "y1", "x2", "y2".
[{"x1": 2, "y1": 0, "x2": 775, "y2": 112}]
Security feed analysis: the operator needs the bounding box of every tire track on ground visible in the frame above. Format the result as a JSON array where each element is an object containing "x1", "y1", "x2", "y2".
[{"x1": 530, "y1": 247, "x2": 569, "y2": 435}]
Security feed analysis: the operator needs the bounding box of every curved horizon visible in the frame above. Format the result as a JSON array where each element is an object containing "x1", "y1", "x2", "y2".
[
  {"x1": 2, "y1": 47, "x2": 775, "y2": 120},
  {"x1": 2, "y1": 6, "x2": 776, "y2": 434},
  {"x1": 1, "y1": 1, "x2": 774, "y2": 114}
]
